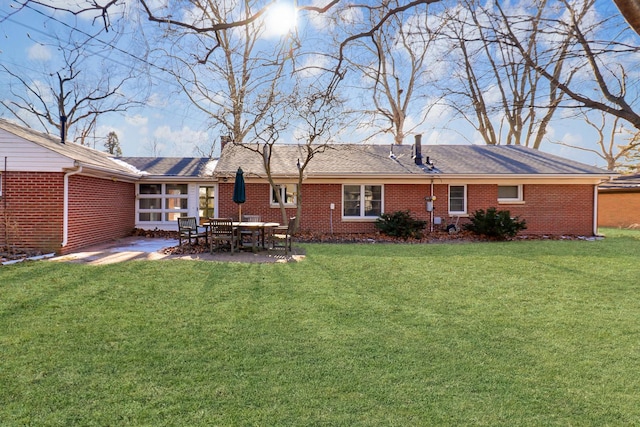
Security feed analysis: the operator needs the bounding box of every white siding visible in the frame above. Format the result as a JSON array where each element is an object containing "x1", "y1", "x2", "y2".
[{"x1": 0, "y1": 129, "x2": 74, "y2": 172}]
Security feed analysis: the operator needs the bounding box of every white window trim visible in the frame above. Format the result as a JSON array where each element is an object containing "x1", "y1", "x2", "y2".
[
  {"x1": 270, "y1": 183, "x2": 298, "y2": 207},
  {"x1": 498, "y1": 184, "x2": 525, "y2": 204},
  {"x1": 198, "y1": 184, "x2": 217, "y2": 219},
  {"x1": 448, "y1": 184, "x2": 467, "y2": 215},
  {"x1": 137, "y1": 183, "x2": 189, "y2": 223},
  {"x1": 342, "y1": 184, "x2": 384, "y2": 220}
]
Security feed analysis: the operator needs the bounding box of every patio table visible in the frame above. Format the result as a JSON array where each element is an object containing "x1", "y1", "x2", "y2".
[
  {"x1": 235, "y1": 221, "x2": 280, "y2": 252},
  {"x1": 203, "y1": 221, "x2": 280, "y2": 253}
]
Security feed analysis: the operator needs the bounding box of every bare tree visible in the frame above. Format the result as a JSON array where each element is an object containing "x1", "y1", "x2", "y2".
[
  {"x1": 146, "y1": 137, "x2": 163, "y2": 157},
  {"x1": 619, "y1": 134, "x2": 640, "y2": 173},
  {"x1": 552, "y1": 110, "x2": 640, "y2": 171},
  {"x1": 18, "y1": 0, "x2": 445, "y2": 97},
  {"x1": 346, "y1": 0, "x2": 443, "y2": 145},
  {"x1": 437, "y1": 0, "x2": 582, "y2": 147},
  {"x1": 154, "y1": 0, "x2": 290, "y2": 149},
  {"x1": 234, "y1": 81, "x2": 343, "y2": 229},
  {"x1": 612, "y1": 0, "x2": 640, "y2": 36},
  {"x1": 288, "y1": 86, "x2": 345, "y2": 229},
  {"x1": 495, "y1": 0, "x2": 640, "y2": 131},
  {"x1": 0, "y1": 28, "x2": 143, "y2": 145}
]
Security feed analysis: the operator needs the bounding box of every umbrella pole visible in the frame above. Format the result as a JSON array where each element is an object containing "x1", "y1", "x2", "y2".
[{"x1": 239, "y1": 205, "x2": 242, "y2": 222}]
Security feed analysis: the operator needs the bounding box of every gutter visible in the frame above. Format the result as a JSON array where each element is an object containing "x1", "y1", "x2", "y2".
[
  {"x1": 61, "y1": 163, "x2": 82, "y2": 248},
  {"x1": 237, "y1": 172, "x2": 616, "y2": 181}
]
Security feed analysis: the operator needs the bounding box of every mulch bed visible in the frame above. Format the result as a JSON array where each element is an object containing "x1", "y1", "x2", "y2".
[
  {"x1": 131, "y1": 228, "x2": 589, "y2": 256},
  {"x1": 1, "y1": 247, "x2": 48, "y2": 263}
]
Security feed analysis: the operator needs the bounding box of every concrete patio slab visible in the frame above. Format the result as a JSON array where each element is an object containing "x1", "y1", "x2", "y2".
[{"x1": 50, "y1": 236, "x2": 303, "y2": 265}]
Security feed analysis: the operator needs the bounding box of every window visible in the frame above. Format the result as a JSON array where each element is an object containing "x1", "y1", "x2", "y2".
[
  {"x1": 449, "y1": 185, "x2": 466, "y2": 214},
  {"x1": 138, "y1": 183, "x2": 188, "y2": 222},
  {"x1": 343, "y1": 184, "x2": 383, "y2": 218},
  {"x1": 498, "y1": 185, "x2": 523, "y2": 203},
  {"x1": 271, "y1": 184, "x2": 297, "y2": 206},
  {"x1": 199, "y1": 186, "x2": 215, "y2": 219}
]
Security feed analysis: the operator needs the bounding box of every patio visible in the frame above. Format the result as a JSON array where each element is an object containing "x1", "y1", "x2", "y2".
[{"x1": 50, "y1": 236, "x2": 304, "y2": 265}]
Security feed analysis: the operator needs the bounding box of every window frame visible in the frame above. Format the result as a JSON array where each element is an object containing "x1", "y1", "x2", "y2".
[
  {"x1": 342, "y1": 184, "x2": 384, "y2": 219},
  {"x1": 497, "y1": 184, "x2": 524, "y2": 204},
  {"x1": 448, "y1": 184, "x2": 467, "y2": 215},
  {"x1": 137, "y1": 183, "x2": 189, "y2": 223},
  {"x1": 199, "y1": 185, "x2": 216, "y2": 219},
  {"x1": 270, "y1": 183, "x2": 298, "y2": 207}
]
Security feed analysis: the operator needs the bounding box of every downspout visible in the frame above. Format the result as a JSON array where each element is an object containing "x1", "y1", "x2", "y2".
[
  {"x1": 430, "y1": 179, "x2": 435, "y2": 233},
  {"x1": 593, "y1": 184, "x2": 599, "y2": 236},
  {"x1": 61, "y1": 163, "x2": 82, "y2": 248}
]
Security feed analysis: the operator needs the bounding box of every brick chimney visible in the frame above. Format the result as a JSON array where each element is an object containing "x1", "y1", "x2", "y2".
[{"x1": 220, "y1": 134, "x2": 232, "y2": 151}]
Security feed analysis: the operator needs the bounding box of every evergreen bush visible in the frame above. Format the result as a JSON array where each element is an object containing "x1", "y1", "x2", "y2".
[
  {"x1": 375, "y1": 210, "x2": 427, "y2": 240},
  {"x1": 463, "y1": 207, "x2": 527, "y2": 239}
]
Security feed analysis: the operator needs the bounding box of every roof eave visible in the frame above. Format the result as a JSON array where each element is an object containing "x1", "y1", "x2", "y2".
[
  {"x1": 138, "y1": 175, "x2": 218, "y2": 181},
  {"x1": 74, "y1": 162, "x2": 140, "y2": 181},
  {"x1": 257, "y1": 172, "x2": 617, "y2": 181}
]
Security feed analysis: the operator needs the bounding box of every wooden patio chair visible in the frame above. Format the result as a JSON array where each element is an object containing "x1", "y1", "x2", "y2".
[
  {"x1": 240, "y1": 214, "x2": 262, "y2": 250},
  {"x1": 270, "y1": 217, "x2": 295, "y2": 255},
  {"x1": 177, "y1": 216, "x2": 208, "y2": 246},
  {"x1": 209, "y1": 218, "x2": 237, "y2": 254}
]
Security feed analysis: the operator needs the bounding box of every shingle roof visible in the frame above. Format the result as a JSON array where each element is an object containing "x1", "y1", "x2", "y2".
[
  {"x1": 214, "y1": 143, "x2": 613, "y2": 178},
  {"x1": 599, "y1": 173, "x2": 640, "y2": 190},
  {"x1": 0, "y1": 118, "x2": 137, "y2": 176},
  {"x1": 119, "y1": 157, "x2": 217, "y2": 178}
]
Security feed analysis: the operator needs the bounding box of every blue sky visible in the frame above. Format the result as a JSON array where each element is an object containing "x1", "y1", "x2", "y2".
[
  {"x1": 1, "y1": 1, "x2": 214, "y2": 157},
  {"x1": 0, "y1": 1, "x2": 632, "y2": 168}
]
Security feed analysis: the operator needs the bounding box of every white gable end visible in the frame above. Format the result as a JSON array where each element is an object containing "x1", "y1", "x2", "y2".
[{"x1": 0, "y1": 129, "x2": 75, "y2": 172}]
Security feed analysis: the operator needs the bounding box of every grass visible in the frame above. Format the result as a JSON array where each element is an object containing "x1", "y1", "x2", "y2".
[{"x1": 1, "y1": 228, "x2": 640, "y2": 426}]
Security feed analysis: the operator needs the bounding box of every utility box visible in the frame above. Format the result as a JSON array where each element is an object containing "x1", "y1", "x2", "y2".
[{"x1": 434, "y1": 216, "x2": 442, "y2": 225}]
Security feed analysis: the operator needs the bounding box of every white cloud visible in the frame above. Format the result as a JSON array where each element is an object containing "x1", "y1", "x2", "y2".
[
  {"x1": 559, "y1": 130, "x2": 583, "y2": 146},
  {"x1": 153, "y1": 125, "x2": 211, "y2": 155},
  {"x1": 27, "y1": 44, "x2": 51, "y2": 61},
  {"x1": 307, "y1": 0, "x2": 335, "y2": 30},
  {"x1": 125, "y1": 114, "x2": 149, "y2": 127},
  {"x1": 147, "y1": 93, "x2": 168, "y2": 108},
  {"x1": 425, "y1": 129, "x2": 458, "y2": 145},
  {"x1": 31, "y1": 79, "x2": 54, "y2": 103},
  {"x1": 298, "y1": 54, "x2": 330, "y2": 79}
]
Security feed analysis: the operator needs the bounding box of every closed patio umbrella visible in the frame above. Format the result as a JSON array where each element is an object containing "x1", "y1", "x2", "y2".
[{"x1": 233, "y1": 167, "x2": 246, "y2": 220}]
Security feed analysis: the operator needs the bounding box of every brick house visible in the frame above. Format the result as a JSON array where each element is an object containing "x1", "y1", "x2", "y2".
[
  {"x1": 1, "y1": 119, "x2": 139, "y2": 254},
  {"x1": 1, "y1": 118, "x2": 616, "y2": 254},
  {"x1": 214, "y1": 139, "x2": 616, "y2": 236},
  {"x1": 1, "y1": 119, "x2": 217, "y2": 254},
  {"x1": 598, "y1": 174, "x2": 640, "y2": 228}
]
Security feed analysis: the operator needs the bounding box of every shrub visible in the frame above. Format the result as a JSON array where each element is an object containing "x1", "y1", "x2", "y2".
[
  {"x1": 375, "y1": 210, "x2": 427, "y2": 240},
  {"x1": 463, "y1": 207, "x2": 527, "y2": 239}
]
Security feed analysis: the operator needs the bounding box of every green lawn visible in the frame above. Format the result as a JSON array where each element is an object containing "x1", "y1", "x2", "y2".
[{"x1": 1, "y1": 228, "x2": 640, "y2": 426}]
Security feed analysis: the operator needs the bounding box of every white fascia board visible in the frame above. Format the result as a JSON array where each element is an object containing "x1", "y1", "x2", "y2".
[
  {"x1": 71, "y1": 163, "x2": 140, "y2": 182},
  {"x1": 137, "y1": 175, "x2": 218, "y2": 182},
  {"x1": 289, "y1": 173, "x2": 617, "y2": 185}
]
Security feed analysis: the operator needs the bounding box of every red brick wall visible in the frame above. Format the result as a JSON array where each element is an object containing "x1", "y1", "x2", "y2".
[
  {"x1": 442, "y1": 183, "x2": 595, "y2": 235},
  {"x1": 1, "y1": 171, "x2": 65, "y2": 253},
  {"x1": 598, "y1": 191, "x2": 640, "y2": 228},
  {"x1": 217, "y1": 181, "x2": 597, "y2": 236},
  {"x1": 0, "y1": 172, "x2": 135, "y2": 254},
  {"x1": 65, "y1": 175, "x2": 135, "y2": 253}
]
